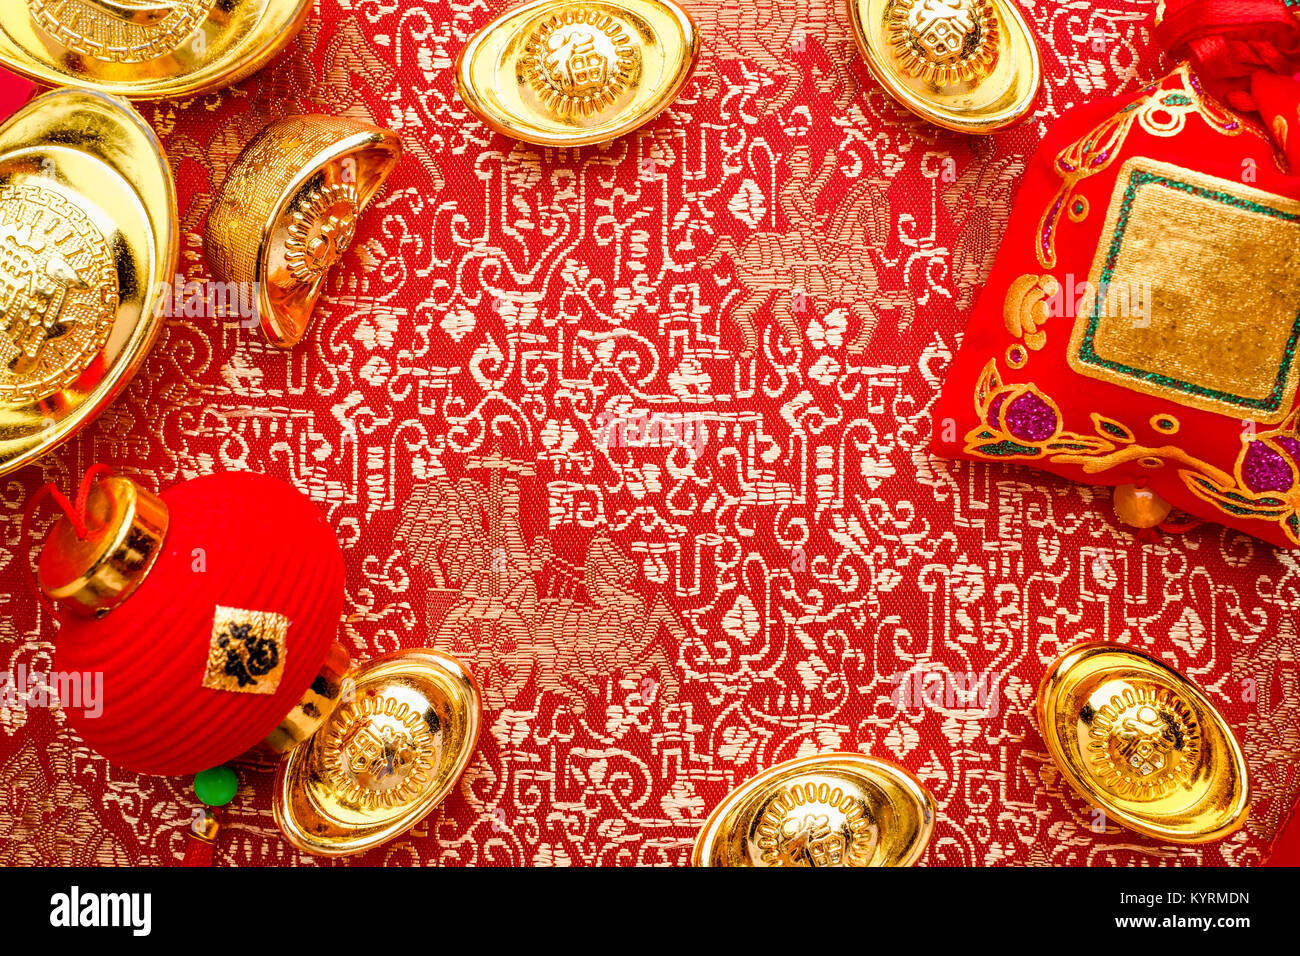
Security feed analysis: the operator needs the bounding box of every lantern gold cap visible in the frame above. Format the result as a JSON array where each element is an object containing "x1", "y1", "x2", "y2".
[
  {"x1": 37, "y1": 474, "x2": 169, "y2": 618},
  {"x1": 1036, "y1": 642, "x2": 1251, "y2": 844},
  {"x1": 455, "y1": 0, "x2": 700, "y2": 147},
  {"x1": 692, "y1": 752, "x2": 936, "y2": 867},
  {"x1": 260, "y1": 640, "x2": 353, "y2": 755},
  {"x1": 273, "y1": 648, "x2": 482, "y2": 857},
  {"x1": 0, "y1": 89, "x2": 178, "y2": 478},
  {"x1": 205, "y1": 115, "x2": 403, "y2": 349},
  {"x1": 849, "y1": 0, "x2": 1041, "y2": 133},
  {"x1": 0, "y1": 0, "x2": 313, "y2": 99}
]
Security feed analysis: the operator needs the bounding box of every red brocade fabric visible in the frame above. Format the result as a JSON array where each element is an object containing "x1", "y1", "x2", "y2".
[{"x1": 2, "y1": 1, "x2": 1299, "y2": 867}]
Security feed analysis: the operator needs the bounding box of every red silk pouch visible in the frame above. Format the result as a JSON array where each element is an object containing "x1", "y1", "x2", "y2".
[{"x1": 932, "y1": 0, "x2": 1300, "y2": 548}]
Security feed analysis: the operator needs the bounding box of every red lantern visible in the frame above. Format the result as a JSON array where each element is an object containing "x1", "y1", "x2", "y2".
[{"x1": 34, "y1": 470, "x2": 348, "y2": 777}]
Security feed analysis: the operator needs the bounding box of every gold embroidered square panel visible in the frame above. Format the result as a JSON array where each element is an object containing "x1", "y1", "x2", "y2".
[{"x1": 1068, "y1": 157, "x2": 1300, "y2": 423}]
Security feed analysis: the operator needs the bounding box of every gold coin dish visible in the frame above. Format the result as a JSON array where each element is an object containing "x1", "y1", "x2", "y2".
[
  {"x1": 456, "y1": 0, "x2": 700, "y2": 147},
  {"x1": 849, "y1": 0, "x2": 1041, "y2": 133},
  {"x1": 692, "y1": 752, "x2": 936, "y2": 867},
  {"x1": 273, "y1": 648, "x2": 482, "y2": 857},
  {"x1": 0, "y1": 0, "x2": 315, "y2": 99},
  {"x1": 0, "y1": 89, "x2": 177, "y2": 478},
  {"x1": 205, "y1": 115, "x2": 402, "y2": 349},
  {"x1": 1037, "y1": 642, "x2": 1251, "y2": 844}
]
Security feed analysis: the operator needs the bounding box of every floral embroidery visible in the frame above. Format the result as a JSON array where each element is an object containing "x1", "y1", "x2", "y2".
[
  {"x1": 1037, "y1": 65, "x2": 1245, "y2": 269},
  {"x1": 962, "y1": 361, "x2": 1112, "y2": 460},
  {"x1": 1181, "y1": 412, "x2": 1300, "y2": 545},
  {"x1": 962, "y1": 361, "x2": 1300, "y2": 544},
  {"x1": 1002, "y1": 273, "x2": 1059, "y2": 352}
]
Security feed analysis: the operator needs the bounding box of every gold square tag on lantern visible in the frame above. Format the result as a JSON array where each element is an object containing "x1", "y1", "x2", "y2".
[{"x1": 204, "y1": 606, "x2": 290, "y2": 696}]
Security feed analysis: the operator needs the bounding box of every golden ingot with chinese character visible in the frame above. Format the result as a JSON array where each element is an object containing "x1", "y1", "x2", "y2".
[
  {"x1": 0, "y1": 0, "x2": 313, "y2": 99},
  {"x1": 456, "y1": 0, "x2": 700, "y2": 147},
  {"x1": 692, "y1": 753, "x2": 936, "y2": 867},
  {"x1": 849, "y1": 0, "x2": 1041, "y2": 133},
  {"x1": 273, "y1": 648, "x2": 483, "y2": 857},
  {"x1": 0, "y1": 89, "x2": 177, "y2": 478},
  {"x1": 1037, "y1": 642, "x2": 1250, "y2": 843},
  {"x1": 205, "y1": 115, "x2": 402, "y2": 349}
]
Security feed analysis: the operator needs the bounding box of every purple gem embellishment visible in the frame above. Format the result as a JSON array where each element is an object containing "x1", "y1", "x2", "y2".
[
  {"x1": 989, "y1": 393, "x2": 1008, "y2": 431},
  {"x1": 1276, "y1": 435, "x2": 1300, "y2": 467},
  {"x1": 1004, "y1": 392, "x2": 1057, "y2": 442},
  {"x1": 1241, "y1": 440, "x2": 1295, "y2": 494}
]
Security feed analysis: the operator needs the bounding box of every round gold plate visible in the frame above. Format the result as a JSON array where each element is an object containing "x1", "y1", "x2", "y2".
[
  {"x1": 0, "y1": 89, "x2": 177, "y2": 478},
  {"x1": 849, "y1": 0, "x2": 1041, "y2": 133},
  {"x1": 692, "y1": 753, "x2": 936, "y2": 867},
  {"x1": 273, "y1": 648, "x2": 482, "y2": 857},
  {"x1": 205, "y1": 115, "x2": 402, "y2": 349},
  {"x1": 1037, "y1": 642, "x2": 1250, "y2": 844},
  {"x1": 456, "y1": 0, "x2": 700, "y2": 147},
  {"x1": 0, "y1": 0, "x2": 313, "y2": 100}
]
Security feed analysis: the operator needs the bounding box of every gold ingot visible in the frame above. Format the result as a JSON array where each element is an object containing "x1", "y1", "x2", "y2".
[
  {"x1": 849, "y1": 0, "x2": 1041, "y2": 133},
  {"x1": 456, "y1": 0, "x2": 700, "y2": 147},
  {"x1": 0, "y1": 89, "x2": 177, "y2": 478},
  {"x1": 692, "y1": 753, "x2": 936, "y2": 867},
  {"x1": 0, "y1": 0, "x2": 313, "y2": 99},
  {"x1": 1037, "y1": 642, "x2": 1250, "y2": 843},
  {"x1": 273, "y1": 648, "x2": 482, "y2": 857},
  {"x1": 205, "y1": 115, "x2": 402, "y2": 349}
]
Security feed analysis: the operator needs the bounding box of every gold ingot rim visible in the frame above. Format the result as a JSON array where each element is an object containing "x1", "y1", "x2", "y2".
[
  {"x1": 0, "y1": 0, "x2": 314, "y2": 100},
  {"x1": 273, "y1": 648, "x2": 482, "y2": 857},
  {"x1": 1036, "y1": 642, "x2": 1251, "y2": 844},
  {"x1": 849, "y1": 0, "x2": 1041, "y2": 133},
  {"x1": 205, "y1": 115, "x2": 403, "y2": 349},
  {"x1": 692, "y1": 752, "x2": 936, "y2": 867},
  {"x1": 455, "y1": 0, "x2": 701, "y2": 147},
  {"x1": 0, "y1": 88, "x2": 178, "y2": 478}
]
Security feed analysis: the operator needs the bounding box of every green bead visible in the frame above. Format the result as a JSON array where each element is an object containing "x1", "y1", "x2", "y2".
[{"x1": 194, "y1": 766, "x2": 238, "y2": 807}]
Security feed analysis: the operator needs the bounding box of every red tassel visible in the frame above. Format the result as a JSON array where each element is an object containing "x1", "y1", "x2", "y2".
[
  {"x1": 182, "y1": 835, "x2": 217, "y2": 867},
  {"x1": 1155, "y1": 0, "x2": 1300, "y2": 113},
  {"x1": 1249, "y1": 69, "x2": 1300, "y2": 162},
  {"x1": 19, "y1": 464, "x2": 116, "y2": 622},
  {"x1": 182, "y1": 808, "x2": 222, "y2": 867}
]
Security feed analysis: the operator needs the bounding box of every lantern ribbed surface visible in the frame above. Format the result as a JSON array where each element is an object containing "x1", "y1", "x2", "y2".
[{"x1": 51, "y1": 472, "x2": 344, "y2": 776}]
